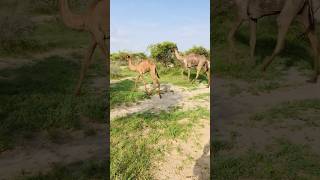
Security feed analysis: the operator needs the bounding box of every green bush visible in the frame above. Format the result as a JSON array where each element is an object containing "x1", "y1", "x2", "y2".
[
  {"x1": 185, "y1": 46, "x2": 210, "y2": 59},
  {"x1": 148, "y1": 41, "x2": 177, "y2": 66}
]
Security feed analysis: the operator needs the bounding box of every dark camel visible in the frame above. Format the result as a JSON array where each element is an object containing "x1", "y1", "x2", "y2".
[
  {"x1": 228, "y1": 0, "x2": 320, "y2": 82},
  {"x1": 59, "y1": 0, "x2": 109, "y2": 95},
  {"x1": 125, "y1": 55, "x2": 161, "y2": 99},
  {"x1": 172, "y1": 47, "x2": 210, "y2": 87}
]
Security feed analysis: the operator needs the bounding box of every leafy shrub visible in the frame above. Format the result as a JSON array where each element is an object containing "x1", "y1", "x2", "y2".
[
  {"x1": 185, "y1": 46, "x2": 210, "y2": 59},
  {"x1": 148, "y1": 41, "x2": 177, "y2": 66}
]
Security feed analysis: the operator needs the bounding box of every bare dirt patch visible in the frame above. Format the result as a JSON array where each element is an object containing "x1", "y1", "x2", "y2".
[
  {"x1": 213, "y1": 75, "x2": 320, "y2": 154},
  {"x1": 111, "y1": 83, "x2": 209, "y2": 120},
  {"x1": 0, "y1": 124, "x2": 106, "y2": 180}
]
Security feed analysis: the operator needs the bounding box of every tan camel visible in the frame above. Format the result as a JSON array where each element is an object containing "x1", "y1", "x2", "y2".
[
  {"x1": 125, "y1": 55, "x2": 161, "y2": 99},
  {"x1": 172, "y1": 47, "x2": 210, "y2": 87},
  {"x1": 228, "y1": 0, "x2": 320, "y2": 82},
  {"x1": 59, "y1": 0, "x2": 109, "y2": 95}
]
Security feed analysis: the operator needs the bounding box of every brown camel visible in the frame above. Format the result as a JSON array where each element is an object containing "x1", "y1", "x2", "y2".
[
  {"x1": 172, "y1": 47, "x2": 210, "y2": 87},
  {"x1": 125, "y1": 55, "x2": 161, "y2": 99},
  {"x1": 228, "y1": 0, "x2": 320, "y2": 82},
  {"x1": 59, "y1": 0, "x2": 109, "y2": 95}
]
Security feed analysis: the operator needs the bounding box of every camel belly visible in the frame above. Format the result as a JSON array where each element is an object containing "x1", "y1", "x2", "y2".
[{"x1": 248, "y1": 0, "x2": 286, "y2": 18}]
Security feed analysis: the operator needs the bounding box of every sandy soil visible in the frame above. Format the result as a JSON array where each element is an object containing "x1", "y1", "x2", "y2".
[
  {"x1": 212, "y1": 73, "x2": 320, "y2": 155},
  {"x1": 111, "y1": 83, "x2": 209, "y2": 120},
  {"x1": 111, "y1": 80, "x2": 210, "y2": 179},
  {"x1": 0, "y1": 123, "x2": 106, "y2": 180}
]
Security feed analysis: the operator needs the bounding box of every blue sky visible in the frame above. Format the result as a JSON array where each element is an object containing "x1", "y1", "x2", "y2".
[{"x1": 111, "y1": 0, "x2": 210, "y2": 54}]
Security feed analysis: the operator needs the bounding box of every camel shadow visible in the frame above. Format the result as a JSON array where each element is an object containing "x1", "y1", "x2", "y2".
[{"x1": 193, "y1": 143, "x2": 210, "y2": 180}]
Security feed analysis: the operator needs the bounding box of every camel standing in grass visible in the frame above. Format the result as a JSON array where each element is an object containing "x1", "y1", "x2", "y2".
[
  {"x1": 228, "y1": 0, "x2": 320, "y2": 82},
  {"x1": 59, "y1": 0, "x2": 109, "y2": 96},
  {"x1": 125, "y1": 55, "x2": 161, "y2": 99},
  {"x1": 172, "y1": 48, "x2": 210, "y2": 87}
]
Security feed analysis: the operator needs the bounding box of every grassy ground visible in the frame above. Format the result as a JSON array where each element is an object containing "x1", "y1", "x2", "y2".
[
  {"x1": 213, "y1": 139, "x2": 320, "y2": 180},
  {"x1": 110, "y1": 58, "x2": 210, "y2": 178},
  {"x1": 211, "y1": 1, "x2": 320, "y2": 179},
  {"x1": 0, "y1": 1, "x2": 107, "y2": 178},
  {"x1": 0, "y1": 53, "x2": 106, "y2": 151},
  {"x1": 111, "y1": 107, "x2": 209, "y2": 179}
]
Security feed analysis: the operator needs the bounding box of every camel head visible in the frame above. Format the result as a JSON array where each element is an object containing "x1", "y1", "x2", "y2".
[{"x1": 125, "y1": 55, "x2": 132, "y2": 61}]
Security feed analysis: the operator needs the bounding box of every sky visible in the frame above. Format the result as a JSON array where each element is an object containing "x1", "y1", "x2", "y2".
[{"x1": 111, "y1": 0, "x2": 210, "y2": 54}]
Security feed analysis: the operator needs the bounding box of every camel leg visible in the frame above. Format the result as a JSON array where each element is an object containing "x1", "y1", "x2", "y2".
[
  {"x1": 260, "y1": 6, "x2": 296, "y2": 71},
  {"x1": 140, "y1": 75, "x2": 150, "y2": 95},
  {"x1": 193, "y1": 62, "x2": 204, "y2": 82},
  {"x1": 306, "y1": 30, "x2": 319, "y2": 82},
  {"x1": 134, "y1": 74, "x2": 141, "y2": 90},
  {"x1": 297, "y1": 11, "x2": 319, "y2": 83},
  {"x1": 188, "y1": 68, "x2": 191, "y2": 81},
  {"x1": 206, "y1": 69, "x2": 210, "y2": 88},
  {"x1": 92, "y1": 29, "x2": 107, "y2": 60},
  {"x1": 249, "y1": 18, "x2": 257, "y2": 64},
  {"x1": 75, "y1": 38, "x2": 97, "y2": 96},
  {"x1": 193, "y1": 68, "x2": 201, "y2": 82},
  {"x1": 151, "y1": 72, "x2": 161, "y2": 99},
  {"x1": 152, "y1": 78, "x2": 161, "y2": 98},
  {"x1": 228, "y1": 16, "x2": 244, "y2": 51}
]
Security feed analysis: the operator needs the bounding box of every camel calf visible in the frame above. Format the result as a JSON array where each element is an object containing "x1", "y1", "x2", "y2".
[{"x1": 125, "y1": 55, "x2": 161, "y2": 98}]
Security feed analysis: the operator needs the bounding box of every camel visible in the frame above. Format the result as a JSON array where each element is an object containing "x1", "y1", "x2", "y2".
[
  {"x1": 59, "y1": 0, "x2": 109, "y2": 95},
  {"x1": 228, "y1": 0, "x2": 320, "y2": 82},
  {"x1": 125, "y1": 55, "x2": 161, "y2": 99},
  {"x1": 172, "y1": 47, "x2": 210, "y2": 87}
]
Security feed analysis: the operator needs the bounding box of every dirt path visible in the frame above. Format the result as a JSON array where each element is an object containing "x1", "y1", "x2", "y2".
[
  {"x1": 213, "y1": 76, "x2": 320, "y2": 153},
  {"x1": 0, "y1": 48, "x2": 82, "y2": 71},
  {"x1": 0, "y1": 124, "x2": 106, "y2": 180},
  {"x1": 111, "y1": 83, "x2": 209, "y2": 120},
  {"x1": 111, "y1": 80, "x2": 210, "y2": 179}
]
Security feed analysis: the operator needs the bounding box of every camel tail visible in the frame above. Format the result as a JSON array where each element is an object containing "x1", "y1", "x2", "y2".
[{"x1": 155, "y1": 68, "x2": 160, "y2": 79}]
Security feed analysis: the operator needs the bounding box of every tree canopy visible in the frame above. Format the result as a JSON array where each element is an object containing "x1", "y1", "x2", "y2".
[{"x1": 148, "y1": 41, "x2": 177, "y2": 66}]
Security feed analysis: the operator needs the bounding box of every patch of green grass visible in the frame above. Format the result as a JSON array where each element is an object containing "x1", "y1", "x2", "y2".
[
  {"x1": 158, "y1": 66, "x2": 209, "y2": 88},
  {"x1": 189, "y1": 93, "x2": 210, "y2": 100},
  {"x1": 17, "y1": 160, "x2": 107, "y2": 179},
  {"x1": 31, "y1": 21, "x2": 89, "y2": 51},
  {"x1": 0, "y1": 56, "x2": 106, "y2": 151},
  {"x1": 250, "y1": 99, "x2": 320, "y2": 126},
  {"x1": 111, "y1": 107, "x2": 209, "y2": 179},
  {"x1": 110, "y1": 79, "x2": 148, "y2": 109},
  {"x1": 212, "y1": 139, "x2": 320, "y2": 180}
]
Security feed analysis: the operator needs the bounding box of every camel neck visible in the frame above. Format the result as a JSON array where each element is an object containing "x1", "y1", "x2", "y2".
[
  {"x1": 127, "y1": 58, "x2": 136, "y2": 71},
  {"x1": 174, "y1": 49, "x2": 184, "y2": 62}
]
